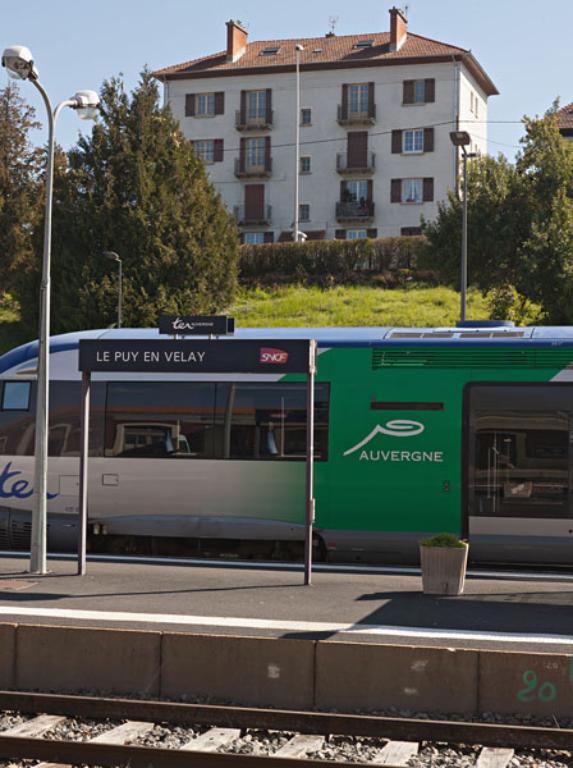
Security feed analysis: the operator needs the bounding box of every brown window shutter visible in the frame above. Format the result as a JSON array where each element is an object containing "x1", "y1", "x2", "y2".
[
  {"x1": 403, "y1": 80, "x2": 414, "y2": 104},
  {"x1": 424, "y1": 79, "x2": 435, "y2": 103},
  {"x1": 391, "y1": 179, "x2": 401, "y2": 203},
  {"x1": 265, "y1": 89, "x2": 272, "y2": 124},
  {"x1": 240, "y1": 91, "x2": 246, "y2": 124},
  {"x1": 213, "y1": 139, "x2": 224, "y2": 162},
  {"x1": 245, "y1": 184, "x2": 264, "y2": 219},
  {"x1": 239, "y1": 138, "x2": 246, "y2": 172},
  {"x1": 347, "y1": 132, "x2": 367, "y2": 167},
  {"x1": 367, "y1": 228, "x2": 377, "y2": 238},
  {"x1": 401, "y1": 226, "x2": 422, "y2": 236},
  {"x1": 341, "y1": 84, "x2": 348, "y2": 119},
  {"x1": 391, "y1": 130, "x2": 402, "y2": 154},
  {"x1": 423, "y1": 127, "x2": 434, "y2": 152},
  {"x1": 185, "y1": 94, "x2": 196, "y2": 116},
  {"x1": 368, "y1": 82, "x2": 375, "y2": 118},
  {"x1": 423, "y1": 177, "x2": 434, "y2": 202},
  {"x1": 239, "y1": 232, "x2": 245, "y2": 244},
  {"x1": 340, "y1": 180, "x2": 347, "y2": 200},
  {"x1": 214, "y1": 92, "x2": 225, "y2": 115},
  {"x1": 278, "y1": 231, "x2": 293, "y2": 242},
  {"x1": 263, "y1": 232, "x2": 274, "y2": 243},
  {"x1": 265, "y1": 136, "x2": 271, "y2": 171},
  {"x1": 335, "y1": 229, "x2": 346, "y2": 239},
  {"x1": 366, "y1": 179, "x2": 373, "y2": 202}
]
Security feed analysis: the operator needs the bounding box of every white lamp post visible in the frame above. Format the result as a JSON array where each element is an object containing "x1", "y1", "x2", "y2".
[
  {"x1": 2, "y1": 45, "x2": 99, "y2": 575},
  {"x1": 103, "y1": 251, "x2": 123, "y2": 328},
  {"x1": 449, "y1": 130, "x2": 477, "y2": 324},
  {"x1": 293, "y1": 44, "x2": 304, "y2": 242}
]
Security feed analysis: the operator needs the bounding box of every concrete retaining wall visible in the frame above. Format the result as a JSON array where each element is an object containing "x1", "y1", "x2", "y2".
[{"x1": 3, "y1": 622, "x2": 572, "y2": 717}]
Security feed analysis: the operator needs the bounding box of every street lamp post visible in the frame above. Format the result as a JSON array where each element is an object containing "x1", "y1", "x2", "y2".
[
  {"x1": 103, "y1": 252, "x2": 123, "y2": 328},
  {"x1": 293, "y1": 44, "x2": 304, "y2": 242},
  {"x1": 449, "y1": 131, "x2": 477, "y2": 324},
  {"x1": 2, "y1": 46, "x2": 99, "y2": 575}
]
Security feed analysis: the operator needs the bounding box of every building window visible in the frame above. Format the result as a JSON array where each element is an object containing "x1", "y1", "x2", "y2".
[
  {"x1": 300, "y1": 156, "x2": 311, "y2": 174},
  {"x1": 349, "y1": 84, "x2": 369, "y2": 115},
  {"x1": 475, "y1": 96, "x2": 479, "y2": 118},
  {"x1": 301, "y1": 108, "x2": 312, "y2": 125},
  {"x1": 401, "y1": 226, "x2": 423, "y2": 236},
  {"x1": 345, "y1": 179, "x2": 369, "y2": 203},
  {"x1": 414, "y1": 80, "x2": 426, "y2": 103},
  {"x1": 402, "y1": 178, "x2": 423, "y2": 203},
  {"x1": 245, "y1": 137, "x2": 266, "y2": 169},
  {"x1": 193, "y1": 140, "x2": 215, "y2": 164},
  {"x1": 247, "y1": 90, "x2": 267, "y2": 120},
  {"x1": 1, "y1": 381, "x2": 31, "y2": 411},
  {"x1": 403, "y1": 129, "x2": 424, "y2": 153},
  {"x1": 196, "y1": 92, "x2": 216, "y2": 116},
  {"x1": 243, "y1": 232, "x2": 265, "y2": 245},
  {"x1": 299, "y1": 204, "x2": 310, "y2": 222},
  {"x1": 347, "y1": 229, "x2": 368, "y2": 240}
]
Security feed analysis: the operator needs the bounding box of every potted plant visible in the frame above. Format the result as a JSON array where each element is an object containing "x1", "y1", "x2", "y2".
[{"x1": 419, "y1": 533, "x2": 469, "y2": 596}]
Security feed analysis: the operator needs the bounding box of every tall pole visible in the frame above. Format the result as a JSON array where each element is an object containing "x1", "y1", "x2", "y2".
[
  {"x1": 118, "y1": 258, "x2": 123, "y2": 328},
  {"x1": 293, "y1": 45, "x2": 303, "y2": 242},
  {"x1": 460, "y1": 147, "x2": 468, "y2": 324},
  {"x1": 304, "y1": 340, "x2": 316, "y2": 586},
  {"x1": 30, "y1": 89, "x2": 75, "y2": 575}
]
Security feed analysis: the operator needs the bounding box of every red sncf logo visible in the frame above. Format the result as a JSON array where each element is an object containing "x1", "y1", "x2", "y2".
[{"x1": 259, "y1": 347, "x2": 289, "y2": 364}]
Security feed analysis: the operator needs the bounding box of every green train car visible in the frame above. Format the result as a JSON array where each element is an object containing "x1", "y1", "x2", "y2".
[{"x1": 1, "y1": 323, "x2": 573, "y2": 564}]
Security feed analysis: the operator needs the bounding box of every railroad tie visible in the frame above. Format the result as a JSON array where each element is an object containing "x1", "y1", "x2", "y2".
[
  {"x1": 1, "y1": 715, "x2": 66, "y2": 739},
  {"x1": 88, "y1": 720, "x2": 156, "y2": 745},
  {"x1": 180, "y1": 726, "x2": 242, "y2": 752},
  {"x1": 476, "y1": 747, "x2": 515, "y2": 768},
  {"x1": 274, "y1": 734, "x2": 325, "y2": 758},
  {"x1": 373, "y1": 740, "x2": 419, "y2": 766}
]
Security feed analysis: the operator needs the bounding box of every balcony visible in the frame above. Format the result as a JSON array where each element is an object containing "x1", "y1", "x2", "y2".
[
  {"x1": 337, "y1": 104, "x2": 376, "y2": 126},
  {"x1": 235, "y1": 110, "x2": 273, "y2": 131},
  {"x1": 234, "y1": 158, "x2": 272, "y2": 178},
  {"x1": 234, "y1": 205, "x2": 272, "y2": 225},
  {"x1": 335, "y1": 201, "x2": 375, "y2": 222},
  {"x1": 336, "y1": 152, "x2": 376, "y2": 175}
]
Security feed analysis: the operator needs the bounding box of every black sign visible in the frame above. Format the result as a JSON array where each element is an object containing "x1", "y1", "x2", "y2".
[
  {"x1": 158, "y1": 315, "x2": 234, "y2": 336},
  {"x1": 79, "y1": 339, "x2": 313, "y2": 374}
]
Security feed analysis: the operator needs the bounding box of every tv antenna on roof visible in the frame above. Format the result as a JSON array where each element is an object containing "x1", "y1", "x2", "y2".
[
  {"x1": 402, "y1": 4, "x2": 409, "y2": 18},
  {"x1": 327, "y1": 15, "x2": 339, "y2": 36}
]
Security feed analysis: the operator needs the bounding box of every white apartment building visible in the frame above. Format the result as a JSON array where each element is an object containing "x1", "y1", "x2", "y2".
[{"x1": 153, "y1": 8, "x2": 497, "y2": 243}]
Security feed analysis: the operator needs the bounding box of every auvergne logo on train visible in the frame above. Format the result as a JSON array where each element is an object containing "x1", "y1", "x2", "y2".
[
  {"x1": 259, "y1": 347, "x2": 289, "y2": 364},
  {"x1": 343, "y1": 420, "x2": 444, "y2": 463}
]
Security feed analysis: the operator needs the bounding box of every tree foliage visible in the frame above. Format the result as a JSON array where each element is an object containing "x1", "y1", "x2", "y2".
[
  {"x1": 424, "y1": 107, "x2": 573, "y2": 323},
  {"x1": 0, "y1": 84, "x2": 42, "y2": 293},
  {"x1": 15, "y1": 71, "x2": 239, "y2": 335}
]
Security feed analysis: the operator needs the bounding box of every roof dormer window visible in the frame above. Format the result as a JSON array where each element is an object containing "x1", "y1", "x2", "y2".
[
  {"x1": 260, "y1": 46, "x2": 280, "y2": 56},
  {"x1": 354, "y1": 40, "x2": 374, "y2": 49}
]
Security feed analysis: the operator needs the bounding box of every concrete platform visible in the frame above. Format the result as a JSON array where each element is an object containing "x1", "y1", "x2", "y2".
[{"x1": 0, "y1": 554, "x2": 572, "y2": 653}]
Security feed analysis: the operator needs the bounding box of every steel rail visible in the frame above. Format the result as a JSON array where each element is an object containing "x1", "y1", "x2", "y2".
[{"x1": 0, "y1": 690, "x2": 571, "y2": 751}]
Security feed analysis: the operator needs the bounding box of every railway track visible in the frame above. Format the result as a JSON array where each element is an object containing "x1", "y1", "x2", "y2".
[{"x1": 0, "y1": 691, "x2": 570, "y2": 767}]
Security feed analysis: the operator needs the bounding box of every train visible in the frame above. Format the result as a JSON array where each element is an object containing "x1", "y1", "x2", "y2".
[{"x1": 1, "y1": 322, "x2": 573, "y2": 564}]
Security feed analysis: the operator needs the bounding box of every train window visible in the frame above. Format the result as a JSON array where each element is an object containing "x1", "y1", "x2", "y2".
[
  {"x1": 105, "y1": 382, "x2": 217, "y2": 459},
  {"x1": 2, "y1": 381, "x2": 31, "y2": 411},
  {"x1": 215, "y1": 382, "x2": 329, "y2": 461}
]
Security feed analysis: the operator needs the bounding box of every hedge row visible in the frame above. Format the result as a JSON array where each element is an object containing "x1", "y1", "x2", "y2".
[{"x1": 239, "y1": 236, "x2": 431, "y2": 285}]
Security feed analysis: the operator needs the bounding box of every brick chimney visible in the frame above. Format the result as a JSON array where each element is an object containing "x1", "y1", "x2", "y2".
[
  {"x1": 389, "y1": 7, "x2": 408, "y2": 52},
  {"x1": 226, "y1": 20, "x2": 248, "y2": 62}
]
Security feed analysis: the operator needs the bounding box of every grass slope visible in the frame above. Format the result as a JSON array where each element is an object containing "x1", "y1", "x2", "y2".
[{"x1": 230, "y1": 285, "x2": 490, "y2": 327}]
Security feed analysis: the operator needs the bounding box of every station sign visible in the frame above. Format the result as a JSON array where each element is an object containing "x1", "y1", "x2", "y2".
[
  {"x1": 158, "y1": 315, "x2": 234, "y2": 336},
  {"x1": 79, "y1": 338, "x2": 313, "y2": 374}
]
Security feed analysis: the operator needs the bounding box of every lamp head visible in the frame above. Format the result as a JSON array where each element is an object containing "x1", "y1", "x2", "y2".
[
  {"x1": 71, "y1": 89, "x2": 100, "y2": 120},
  {"x1": 103, "y1": 251, "x2": 121, "y2": 262},
  {"x1": 295, "y1": 44, "x2": 304, "y2": 52},
  {"x1": 449, "y1": 130, "x2": 471, "y2": 147},
  {"x1": 1, "y1": 45, "x2": 38, "y2": 80}
]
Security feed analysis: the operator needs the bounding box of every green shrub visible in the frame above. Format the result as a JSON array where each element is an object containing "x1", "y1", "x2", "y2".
[
  {"x1": 239, "y1": 236, "x2": 429, "y2": 286},
  {"x1": 419, "y1": 533, "x2": 467, "y2": 548}
]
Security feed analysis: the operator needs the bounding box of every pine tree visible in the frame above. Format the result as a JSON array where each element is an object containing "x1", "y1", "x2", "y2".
[
  {"x1": 17, "y1": 71, "x2": 239, "y2": 334},
  {"x1": 0, "y1": 84, "x2": 42, "y2": 294}
]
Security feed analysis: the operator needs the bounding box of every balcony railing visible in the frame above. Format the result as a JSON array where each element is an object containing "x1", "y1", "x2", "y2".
[
  {"x1": 234, "y1": 158, "x2": 272, "y2": 178},
  {"x1": 336, "y1": 152, "x2": 376, "y2": 174},
  {"x1": 335, "y1": 201, "x2": 375, "y2": 221},
  {"x1": 337, "y1": 104, "x2": 376, "y2": 125},
  {"x1": 235, "y1": 110, "x2": 274, "y2": 131},
  {"x1": 234, "y1": 204, "x2": 272, "y2": 225}
]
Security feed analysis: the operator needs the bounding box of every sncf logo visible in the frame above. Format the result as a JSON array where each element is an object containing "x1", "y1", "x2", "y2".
[{"x1": 260, "y1": 347, "x2": 289, "y2": 364}]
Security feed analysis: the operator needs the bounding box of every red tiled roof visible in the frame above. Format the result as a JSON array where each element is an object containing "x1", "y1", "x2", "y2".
[
  {"x1": 557, "y1": 102, "x2": 573, "y2": 130},
  {"x1": 152, "y1": 30, "x2": 498, "y2": 96}
]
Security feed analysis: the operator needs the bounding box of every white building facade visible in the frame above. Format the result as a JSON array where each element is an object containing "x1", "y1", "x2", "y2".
[{"x1": 153, "y1": 8, "x2": 497, "y2": 243}]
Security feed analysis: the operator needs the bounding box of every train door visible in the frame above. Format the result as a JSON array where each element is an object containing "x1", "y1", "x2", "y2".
[{"x1": 466, "y1": 384, "x2": 573, "y2": 563}]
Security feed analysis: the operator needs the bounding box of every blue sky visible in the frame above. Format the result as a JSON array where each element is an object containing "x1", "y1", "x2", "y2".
[{"x1": 3, "y1": 0, "x2": 572, "y2": 158}]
